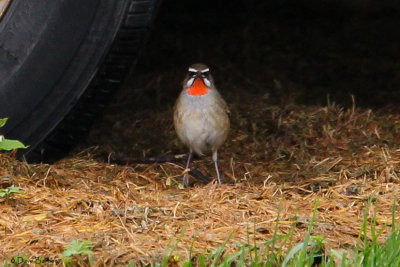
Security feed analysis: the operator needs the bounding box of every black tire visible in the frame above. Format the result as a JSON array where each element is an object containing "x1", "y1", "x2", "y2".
[{"x1": 0, "y1": 0, "x2": 161, "y2": 162}]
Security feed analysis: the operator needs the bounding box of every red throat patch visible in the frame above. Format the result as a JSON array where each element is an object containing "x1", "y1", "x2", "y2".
[{"x1": 187, "y1": 78, "x2": 209, "y2": 96}]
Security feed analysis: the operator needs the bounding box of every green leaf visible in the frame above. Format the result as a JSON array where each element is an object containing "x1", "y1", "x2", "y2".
[
  {"x1": 8, "y1": 185, "x2": 21, "y2": 194},
  {"x1": 282, "y1": 241, "x2": 317, "y2": 266},
  {"x1": 182, "y1": 261, "x2": 192, "y2": 267},
  {"x1": 0, "y1": 186, "x2": 22, "y2": 198},
  {"x1": 198, "y1": 254, "x2": 207, "y2": 267},
  {"x1": 0, "y1": 138, "x2": 28, "y2": 151},
  {"x1": 0, "y1": 118, "x2": 7, "y2": 128},
  {"x1": 63, "y1": 240, "x2": 93, "y2": 257}
]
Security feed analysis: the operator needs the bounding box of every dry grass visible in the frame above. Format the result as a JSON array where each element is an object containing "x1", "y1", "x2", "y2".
[{"x1": 1, "y1": 95, "x2": 400, "y2": 265}]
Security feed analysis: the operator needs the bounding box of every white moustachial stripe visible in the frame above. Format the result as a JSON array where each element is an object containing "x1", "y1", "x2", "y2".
[
  {"x1": 186, "y1": 77, "x2": 195, "y2": 87},
  {"x1": 203, "y1": 77, "x2": 211, "y2": 87}
]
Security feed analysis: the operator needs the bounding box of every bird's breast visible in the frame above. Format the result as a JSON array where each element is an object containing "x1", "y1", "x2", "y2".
[{"x1": 174, "y1": 91, "x2": 230, "y2": 154}]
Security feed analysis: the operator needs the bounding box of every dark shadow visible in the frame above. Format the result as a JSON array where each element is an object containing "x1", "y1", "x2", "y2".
[
  {"x1": 130, "y1": 0, "x2": 400, "y2": 109},
  {"x1": 82, "y1": 0, "x2": 400, "y2": 158}
]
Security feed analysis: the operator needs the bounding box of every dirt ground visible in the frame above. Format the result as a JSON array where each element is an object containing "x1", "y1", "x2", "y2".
[{"x1": 2, "y1": 0, "x2": 400, "y2": 265}]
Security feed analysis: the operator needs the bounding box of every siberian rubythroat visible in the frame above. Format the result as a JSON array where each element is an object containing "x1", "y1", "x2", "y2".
[{"x1": 174, "y1": 63, "x2": 230, "y2": 186}]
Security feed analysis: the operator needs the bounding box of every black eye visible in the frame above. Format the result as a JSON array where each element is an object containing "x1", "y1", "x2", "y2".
[
  {"x1": 188, "y1": 71, "x2": 197, "y2": 77},
  {"x1": 201, "y1": 71, "x2": 209, "y2": 77}
]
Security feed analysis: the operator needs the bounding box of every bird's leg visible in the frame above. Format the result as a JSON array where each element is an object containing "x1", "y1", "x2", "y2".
[
  {"x1": 212, "y1": 150, "x2": 222, "y2": 184},
  {"x1": 183, "y1": 150, "x2": 193, "y2": 187}
]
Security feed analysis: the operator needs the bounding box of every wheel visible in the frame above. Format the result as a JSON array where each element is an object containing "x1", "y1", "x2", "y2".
[{"x1": 0, "y1": 0, "x2": 161, "y2": 162}]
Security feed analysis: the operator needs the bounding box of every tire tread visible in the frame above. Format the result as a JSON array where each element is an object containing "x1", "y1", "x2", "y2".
[{"x1": 29, "y1": 0, "x2": 161, "y2": 162}]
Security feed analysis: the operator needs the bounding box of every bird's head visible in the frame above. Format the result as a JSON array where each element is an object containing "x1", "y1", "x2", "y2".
[{"x1": 183, "y1": 63, "x2": 214, "y2": 96}]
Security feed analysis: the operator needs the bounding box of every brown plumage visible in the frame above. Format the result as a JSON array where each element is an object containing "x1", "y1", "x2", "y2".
[{"x1": 174, "y1": 63, "x2": 230, "y2": 186}]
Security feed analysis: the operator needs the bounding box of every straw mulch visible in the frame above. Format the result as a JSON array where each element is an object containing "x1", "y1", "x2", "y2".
[{"x1": 1, "y1": 93, "x2": 400, "y2": 265}]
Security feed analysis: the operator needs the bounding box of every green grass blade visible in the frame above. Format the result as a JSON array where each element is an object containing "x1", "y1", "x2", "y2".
[
  {"x1": 162, "y1": 226, "x2": 187, "y2": 267},
  {"x1": 210, "y1": 229, "x2": 234, "y2": 267}
]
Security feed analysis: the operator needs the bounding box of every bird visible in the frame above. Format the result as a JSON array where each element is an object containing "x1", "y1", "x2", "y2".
[{"x1": 174, "y1": 63, "x2": 230, "y2": 187}]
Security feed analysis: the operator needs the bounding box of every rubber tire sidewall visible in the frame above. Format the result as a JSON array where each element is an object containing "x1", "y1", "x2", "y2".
[{"x1": 0, "y1": 0, "x2": 128, "y2": 158}]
